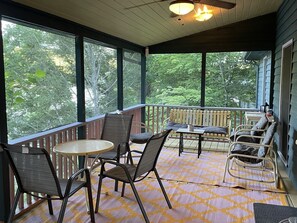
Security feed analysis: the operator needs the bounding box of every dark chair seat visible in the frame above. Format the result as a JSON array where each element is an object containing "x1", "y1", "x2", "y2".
[
  {"x1": 230, "y1": 144, "x2": 262, "y2": 163},
  {"x1": 230, "y1": 131, "x2": 255, "y2": 143},
  {"x1": 166, "y1": 121, "x2": 187, "y2": 131},
  {"x1": 199, "y1": 126, "x2": 228, "y2": 135},
  {"x1": 130, "y1": 132, "x2": 154, "y2": 144}
]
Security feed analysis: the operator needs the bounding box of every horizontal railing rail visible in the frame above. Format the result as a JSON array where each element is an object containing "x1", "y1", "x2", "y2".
[{"x1": 145, "y1": 104, "x2": 259, "y2": 134}]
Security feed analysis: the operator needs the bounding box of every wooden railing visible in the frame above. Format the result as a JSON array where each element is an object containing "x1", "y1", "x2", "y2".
[
  {"x1": 7, "y1": 105, "x2": 144, "y2": 218},
  {"x1": 8, "y1": 122, "x2": 84, "y2": 215},
  {"x1": 145, "y1": 104, "x2": 258, "y2": 133},
  {"x1": 6, "y1": 103, "x2": 257, "y2": 218}
]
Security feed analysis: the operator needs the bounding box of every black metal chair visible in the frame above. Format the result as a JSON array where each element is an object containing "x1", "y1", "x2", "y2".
[
  {"x1": 95, "y1": 129, "x2": 172, "y2": 223},
  {"x1": 2, "y1": 143, "x2": 95, "y2": 223},
  {"x1": 89, "y1": 113, "x2": 133, "y2": 191},
  {"x1": 89, "y1": 113, "x2": 133, "y2": 169}
]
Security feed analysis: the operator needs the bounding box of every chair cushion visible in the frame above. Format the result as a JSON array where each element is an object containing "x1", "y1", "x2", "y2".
[
  {"x1": 251, "y1": 115, "x2": 268, "y2": 136},
  {"x1": 97, "y1": 151, "x2": 118, "y2": 160},
  {"x1": 230, "y1": 131, "x2": 255, "y2": 143},
  {"x1": 166, "y1": 121, "x2": 188, "y2": 131},
  {"x1": 257, "y1": 122, "x2": 277, "y2": 158},
  {"x1": 130, "y1": 132, "x2": 153, "y2": 144},
  {"x1": 200, "y1": 126, "x2": 228, "y2": 135},
  {"x1": 231, "y1": 144, "x2": 261, "y2": 163}
]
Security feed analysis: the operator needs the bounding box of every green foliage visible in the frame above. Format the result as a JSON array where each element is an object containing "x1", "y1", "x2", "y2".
[
  {"x1": 123, "y1": 51, "x2": 141, "y2": 108},
  {"x1": 3, "y1": 22, "x2": 76, "y2": 139},
  {"x1": 205, "y1": 52, "x2": 256, "y2": 107},
  {"x1": 146, "y1": 53, "x2": 201, "y2": 105},
  {"x1": 84, "y1": 42, "x2": 118, "y2": 117},
  {"x1": 146, "y1": 52, "x2": 257, "y2": 107},
  {"x1": 155, "y1": 86, "x2": 200, "y2": 105},
  {"x1": 2, "y1": 21, "x2": 258, "y2": 141}
]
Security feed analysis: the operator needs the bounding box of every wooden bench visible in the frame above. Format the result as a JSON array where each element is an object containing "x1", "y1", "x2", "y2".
[{"x1": 165, "y1": 108, "x2": 231, "y2": 142}]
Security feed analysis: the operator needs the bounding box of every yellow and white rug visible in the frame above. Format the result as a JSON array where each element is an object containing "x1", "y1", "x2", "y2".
[
  {"x1": 14, "y1": 147, "x2": 287, "y2": 223},
  {"x1": 153, "y1": 148, "x2": 284, "y2": 193}
]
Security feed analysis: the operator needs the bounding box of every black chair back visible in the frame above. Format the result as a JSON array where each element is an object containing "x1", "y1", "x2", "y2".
[
  {"x1": 134, "y1": 129, "x2": 171, "y2": 179},
  {"x1": 101, "y1": 113, "x2": 133, "y2": 155},
  {"x1": 2, "y1": 144, "x2": 63, "y2": 197}
]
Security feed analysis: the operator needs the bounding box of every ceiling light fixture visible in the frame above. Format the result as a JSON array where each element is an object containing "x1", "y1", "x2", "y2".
[
  {"x1": 169, "y1": 0, "x2": 195, "y2": 15},
  {"x1": 195, "y1": 5, "x2": 213, "y2": 21}
]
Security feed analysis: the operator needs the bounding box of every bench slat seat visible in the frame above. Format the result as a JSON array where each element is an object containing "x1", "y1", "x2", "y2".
[{"x1": 165, "y1": 109, "x2": 231, "y2": 142}]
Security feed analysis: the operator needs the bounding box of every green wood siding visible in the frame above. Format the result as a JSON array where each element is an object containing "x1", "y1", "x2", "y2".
[{"x1": 274, "y1": 0, "x2": 297, "y2": 187}]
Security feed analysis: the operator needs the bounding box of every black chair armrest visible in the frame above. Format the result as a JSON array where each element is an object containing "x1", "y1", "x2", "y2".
[
  {"x1": 101, "y1": 160, "x2": 133, "y2": 178},
  {"x1": 64, "y1": 168, "x2": 90, "y2": 196}
]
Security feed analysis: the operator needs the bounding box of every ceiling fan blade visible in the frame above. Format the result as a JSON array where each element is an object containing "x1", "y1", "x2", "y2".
[
  {"x1": 125, "y1": 0, "x2": 169, "y2": 10},
  {"x1": 195, "y1": 0, "x2": 236, "y2": 9}
]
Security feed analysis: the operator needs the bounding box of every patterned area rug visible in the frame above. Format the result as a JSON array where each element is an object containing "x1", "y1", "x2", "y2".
[
  {"x1": 152, "y1": 148, "x2": 284, "y2": 193},
  {"x1": 14, "y1": 147, "x2": 287, "y2": 223}
]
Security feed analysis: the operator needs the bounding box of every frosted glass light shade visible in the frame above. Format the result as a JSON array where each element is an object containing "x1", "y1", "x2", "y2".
[{"x1": 169, "y1": 0, "x2": 195, "y2": 15}]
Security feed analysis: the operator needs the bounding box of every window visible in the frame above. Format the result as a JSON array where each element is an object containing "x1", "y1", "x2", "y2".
[
  {"x1": 146, "y1": 53, "x2": 201, "y2": 105},
  {"x1": 206, "y1": 52, "x2": 257, "y2": 107},
  {"x1": 84, "y1": 40, "x2": 117, "y2": 118},
  {"x1": 3, "y1": 20, "x2": 76, "y2": 140},
  {"x1": 123, "y1": 50, "x2": 141, "y2": 108}
]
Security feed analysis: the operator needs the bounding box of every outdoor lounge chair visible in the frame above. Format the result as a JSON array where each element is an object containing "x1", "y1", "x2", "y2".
[
  {"x1": 2, "y1": 143, "x2": 95, "y2": 223},
  {"x1": 230, "y1": 114, "x2": 268, "y2": 143},
  {"x1": 95, "y1": 129, "x2": 172, "y2": 223},
  {"x1": 223, "y1": 122, "x2": 278, "y2": 187}
]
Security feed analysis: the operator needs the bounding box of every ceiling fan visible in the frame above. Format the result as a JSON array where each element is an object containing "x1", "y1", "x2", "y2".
[{"x1": 125, "y1": 0, "x2": 236, "y2": 13}]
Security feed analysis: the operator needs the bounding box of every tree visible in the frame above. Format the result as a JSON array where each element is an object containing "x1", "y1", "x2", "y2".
[
  {"x1": 146, "y1": 52, "x2": 257, "y2": 108},
  {"x1": 206, "y1": 52, "x2": 256, "y2": 107},
  {"x1": 123, "y1": 51, "x2": 141, "y2": 108},
  {"x1": 3, "y1": 22, "x2": 76, "y2": 139},
  {"x1": 146, "y1": 53, "x2": 201, "y2": 106},
  {"x1": 84, "y1": 42, "x2": 117, "y2": 118}
]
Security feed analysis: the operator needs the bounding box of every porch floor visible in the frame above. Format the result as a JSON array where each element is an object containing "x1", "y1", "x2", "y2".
[
  {"x1": 164, "y1": 137, "x2": 229, "y2": 152},
  {"x1": 13, "y1": 143, "x2": 289, "y2": 223}
]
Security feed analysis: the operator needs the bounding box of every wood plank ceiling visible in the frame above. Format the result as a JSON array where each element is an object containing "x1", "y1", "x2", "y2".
[{"x1": 13, "y1": 0, "x2": 283, "y2": 47}]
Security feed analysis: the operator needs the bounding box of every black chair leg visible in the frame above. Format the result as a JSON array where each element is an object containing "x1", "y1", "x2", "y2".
[
  {"x1": 114, "y1": 180, "x2": 119, "y2": 191},
  {"x1": 154, "y1": 169, "x2": 172, "y2": 209},
  {"x1": 7, "y1": 189, "x2": 21, "y2": 223},
  {"x1": 121, "y1": 182, "x2": 126, "y2": 197},
  {"x1": 86, "y1": 182, "x2": 95, "y2": 222},
  {"x1": 57, "y1": 197, "x2": 69, "y2": 223},
  {"x1": 95, "y1": 175, "x2": 103, "y2": 213},
  {"x1": 129, "y1": 181, "x2": 150, "y2": 223},
  {"x1": 47, "y1": 195, "x2": 53, "y2": 215}
]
